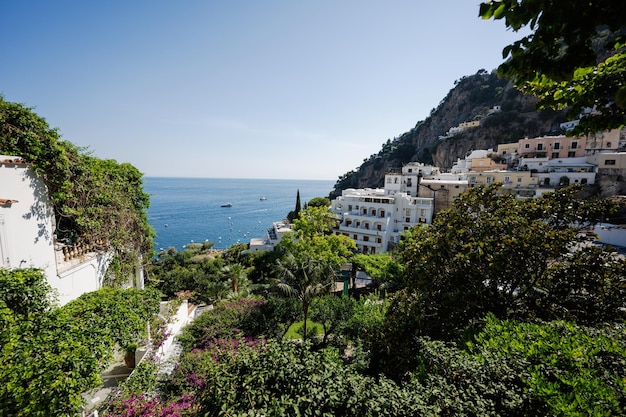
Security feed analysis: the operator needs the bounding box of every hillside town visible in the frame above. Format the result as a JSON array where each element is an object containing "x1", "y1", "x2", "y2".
[{"x1": 249, "y1": 127, "x2": 626, "y2": 255}]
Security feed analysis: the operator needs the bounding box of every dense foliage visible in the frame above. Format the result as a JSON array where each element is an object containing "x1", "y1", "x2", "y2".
[
  {"x1": 0, "y1": 97, "x2": 153, "y2": 282},
  {"x1": 375, "y1": 184, "x2": 624, "y2": 379},
  {"x1": 100, "y1": 292, "x2": 626, "y2": 416},
  {"x1": 480, "y1": 0, "x2": 626, "y2": 134},
  {"x1": 0, "y1": 268, "x2": 160, "y2": 416}
]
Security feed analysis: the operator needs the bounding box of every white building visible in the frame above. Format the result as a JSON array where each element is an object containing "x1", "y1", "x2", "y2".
[
  {"x1": 384, "y1": 162, "x2": 440, "y2": 197},
  {"x1": 330, "y1": 188, "x2": 434, "y2": 253},
  {"x1": 247, "y1": 219, "x2": 294, "y2": 252},
  {"x1": 534, "y1": 157, "x2": 597, "y2": 187},
  {"x1": 1, "y1": 156, "x2": 114, "y2": 305}
]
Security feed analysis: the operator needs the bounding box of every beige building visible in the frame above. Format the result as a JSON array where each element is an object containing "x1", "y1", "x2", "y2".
[
  {"x1": 470, "y1": 157, "x2": 507, "y2": 172},
  {"x1": 418, "y1": 175, "x2": 469, "y2": 213},
  {"x1": 518, "y1": 135, "x2": 587, "y2": 159},
  {"x1": 497, "y1": 142, "x2": 518, "y2": 159},
  {"x1": 587, "y1": 152, "x2": 626, "y2": 169},
  {"x1": 585, "y1": 128, "x2": 625, "y2": 155},
  {"x1": 467, "y1": 170, "x2": 538, "y2": 187}
]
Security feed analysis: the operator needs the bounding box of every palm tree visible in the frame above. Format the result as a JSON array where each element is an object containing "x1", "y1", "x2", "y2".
[
  {"x1": 274, "y1": 251, "x2": 336, "y2": 340},
  {"x1": 221, "y1": 263, "x2": 248, "y2": 295}
]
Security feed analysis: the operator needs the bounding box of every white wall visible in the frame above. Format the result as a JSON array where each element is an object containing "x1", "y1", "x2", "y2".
[
  {"x1": 0, "y1": 162, "x2": 57, "y2": 280},
  {"x1": 1, "y1": 160, "x2": 112, "y2": 305}
]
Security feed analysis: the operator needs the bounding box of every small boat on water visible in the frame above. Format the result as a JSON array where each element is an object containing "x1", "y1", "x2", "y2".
[
  {"x1": 260, "y1": 196, "x2": 267, "y2": 201},
  {"x1": 221, "y1": 202, "x2": 233, "y2": 207}
]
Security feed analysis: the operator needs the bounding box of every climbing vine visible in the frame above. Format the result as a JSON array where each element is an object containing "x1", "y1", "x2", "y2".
[{"x1": 0, "y1": 96, "x2": 153, "y2": 282}]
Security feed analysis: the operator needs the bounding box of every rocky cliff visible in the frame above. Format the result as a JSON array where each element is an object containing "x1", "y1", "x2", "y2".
[{"x1": 330, "y1": 70, "x2": 568, "y2": 198}]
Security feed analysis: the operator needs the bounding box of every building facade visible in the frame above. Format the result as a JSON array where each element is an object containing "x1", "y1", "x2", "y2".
[
  {"x1": 330, "y1": 188, "x2": 434, "y2": 253},
  {"x1": 518, "y1": 135, "x2": 587, "y2": 159},
  {"x1": 1, "y1": 157, "x2": 115, "y2": 305}
]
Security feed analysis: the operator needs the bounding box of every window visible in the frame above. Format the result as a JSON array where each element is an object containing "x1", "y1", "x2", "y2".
[
  {"x1": 605, "y1": 159, "x2": 616, "y2": 166},
  {"x1": 571, "y1": 141, "x2": 578, "y2": 149},
  {"x1": 486, "y1": 176, "x2": 493, "y2": 184},
  {"x1": 387, "y1": 177, "x2": 391, "y2": 183},
  {"x1": 568, "y1": 151, "x2": 576, "y2": 157},
  {"x1": 537, "y1": 143, "x2": 543, "y2": 150},
  {"x1": 405, "y1": 208, "x2": 411, "y2": 216},
  {"x1": 524, "y1": 143, "x2": 530, "y2": 149},
  {"x1": 504, "y1": 176, "x2": 511, "y2": 184},
  {"x1": 552, "y1": 152, "x2": 560, "y2": 159},
  {"x1": 607, "y1": 142, "x2": 612, "y2": 148},
  {"x1": 517, "y1": 177, "x2": 522, "y2": 183},
  {"x1": 554, "y1": 142, "x2": 560, "y2": 150}
]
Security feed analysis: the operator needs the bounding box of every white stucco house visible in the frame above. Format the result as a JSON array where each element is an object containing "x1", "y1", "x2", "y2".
[{"x1": 1, "y1": 156, "x2": 115, "y2": 305}]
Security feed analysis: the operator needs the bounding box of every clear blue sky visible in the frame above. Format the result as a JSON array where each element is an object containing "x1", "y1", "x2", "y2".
[{"x1": 0, "y1": 1, "x2": 527, "y2": 180}]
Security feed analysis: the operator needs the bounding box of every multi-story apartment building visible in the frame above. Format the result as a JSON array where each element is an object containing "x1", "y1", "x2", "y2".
[
  {"x1": 330, "y1": 188, "x2": 434, "y2": 253},
  {"x1": 518, "y1": 135, "x2": 587, "y2": 159},
  {"x1": 467, "y1": 169, "x2": 538, "y2": 187},
  {"x1": 384, "y1": 162, "x2": 440, "y2": 197}
]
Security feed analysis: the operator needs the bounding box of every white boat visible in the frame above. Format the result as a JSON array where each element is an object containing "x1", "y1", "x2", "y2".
[
  {"x1": 260, "y1": 196, "x2": 267, "y2": 201},
  {"x1": 221, "y1": 202, "x2": 233, "y2": 207}
]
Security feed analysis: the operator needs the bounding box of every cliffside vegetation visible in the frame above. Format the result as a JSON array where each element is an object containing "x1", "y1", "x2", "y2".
[{"x1": 0, "y1": 97, "x2": 153, "y2": 283}]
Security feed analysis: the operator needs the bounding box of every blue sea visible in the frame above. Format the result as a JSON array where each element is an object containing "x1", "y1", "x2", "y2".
[{"x1": 144, "y1": 178, "x2": 335, "y2": 251}]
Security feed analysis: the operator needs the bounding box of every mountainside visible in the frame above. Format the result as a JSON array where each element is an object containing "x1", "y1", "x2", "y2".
[{"x1": 330, "y1": 70, "x2": 568, "y2": 198}]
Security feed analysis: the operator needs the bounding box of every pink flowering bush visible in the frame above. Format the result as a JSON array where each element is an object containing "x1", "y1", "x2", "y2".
[
  {"x1": 176, "y1": 297, "x2": 268, "y2": 350},
  {"x1": 101, "y1": 393, "x2": 197, "y2": 417},
  {"x1": 166, "y1": 336, "x2": 266, "y2": 396}
]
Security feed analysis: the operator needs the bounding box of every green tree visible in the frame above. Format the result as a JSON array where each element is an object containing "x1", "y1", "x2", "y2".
[
  {"x1": 286, "y1": 189, "x2": 302, "y2": 222},
  {"x1": 392, "y1": 184, "x2": 618, "y2": 340},
  {"x1": 310, "y1": 294, "x2": 355, "y2": 346},
  {"x1": 352, "y1": 252, "x2": 405, "y2": 288},
  {"x1": 479, "y1": 1, "x2": 626, "y2": 133},
  {"x1": 279, "y1": 206, "x2": 355, "y2": 270},
  {"x1": 307, "y1": 196, "x2": 331, "y2": 208},
  {"x1": 274, "y1": 251, "x2": 337, "y2": 340}
]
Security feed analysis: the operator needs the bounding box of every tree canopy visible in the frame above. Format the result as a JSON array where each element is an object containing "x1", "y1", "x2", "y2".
[
  {"x1": 392, "y1": 185, "x2": 621, "y2": 338},
  {"x1": 480, "y1": 0, "x2": 626, "y2": 133}
]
